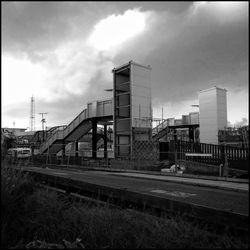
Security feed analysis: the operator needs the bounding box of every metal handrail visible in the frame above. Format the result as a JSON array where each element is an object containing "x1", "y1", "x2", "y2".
[
  {"x1": 63, "y1": 109, "x2": 87, "y2": 139},
  {"x1": 152, "y1": 119, "x2": 168, "y2": 135}
]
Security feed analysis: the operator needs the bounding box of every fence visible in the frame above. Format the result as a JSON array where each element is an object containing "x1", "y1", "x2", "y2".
[
  {"x1": 2, "y1": 139, "x2": 248, "y2": 177},
  {"x1": 168, "y1": 140, "x2": 249, "y2": 171}
]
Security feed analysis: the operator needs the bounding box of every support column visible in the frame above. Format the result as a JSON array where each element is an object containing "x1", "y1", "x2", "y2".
[
  {"x1": 92, "y1": 119, "x2": 97, "y2": 159},
  {"x1": 62, "y1": 140, "x2": 66, "y2": 164},
  {"x1": 75, "y1": 141, "x2": 78, "y2": 165},
  {"x1": 104, "y1": 124, "x2": 108, "y2": 159},
  {"x1": 174, "y1": 129, "x2": 177, "y2": 141},
  {"x1": 75, "y1": 141, "x2": 78, "y2": 157},
  {"x1": 189, "y1": 127, "x2": 194, "y2": 142}
]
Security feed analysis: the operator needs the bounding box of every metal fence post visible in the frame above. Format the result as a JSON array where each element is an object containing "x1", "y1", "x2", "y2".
[
  {"x1": 219, "y1": 164, "x2": 223, "y2": 177},
  {"x1": 175, "y1": 150, "x2": 178, "y2": 170},
  {"x1": 223, "y1": 154, "x2": 228, "y2": 177}
]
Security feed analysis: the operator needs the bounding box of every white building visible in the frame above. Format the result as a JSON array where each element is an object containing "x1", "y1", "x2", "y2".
[{"x1": 198, "y1": 86, "x2": 227, "y2": 144}]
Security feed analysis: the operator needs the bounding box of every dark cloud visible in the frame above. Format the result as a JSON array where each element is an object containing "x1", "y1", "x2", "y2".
[
  {"x1": 1, "y1": 1, "x2": 193, "y2": 59},
  {"x1": 111, "y1": 3, "x2": 248, "y2": 106},
  {"x1": 2, "y1": 2, "x2": 120, "y2": 61},
  {"x1": 2, "y1": 2, "x2": 248, "y2": 127}
]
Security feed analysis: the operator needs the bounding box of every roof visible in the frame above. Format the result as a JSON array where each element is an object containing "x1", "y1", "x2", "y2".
[
  {"x1": 112, "y1": 60, "x2": 151, "y2": 72},
  {"x1": 199, "y1": 86, "x2": 227, "y2": 93}
]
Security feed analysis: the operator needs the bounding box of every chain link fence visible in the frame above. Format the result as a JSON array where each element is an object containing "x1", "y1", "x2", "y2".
[{"x1": 2, "y1": 140, "x2": 248, "y2": 178}]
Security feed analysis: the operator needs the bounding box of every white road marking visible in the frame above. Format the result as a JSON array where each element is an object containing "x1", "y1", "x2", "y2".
[
  {"x1": 150, "y1": 189, "x2": 197, "y2": 198},
  {"x1": 51, "y1": 172, "x2": 69, "y2": 176},
  {"x1": 150, "y1": 189, "x2": 167, "y2": 194}
]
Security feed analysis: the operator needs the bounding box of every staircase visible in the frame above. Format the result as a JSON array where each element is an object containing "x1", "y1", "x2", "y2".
[
  {"x1": 152, "y1": 120, "x2": 169, "y2": 141},
  {"x1": 39, "y1": 99, "x2": 113, "y2": 154},
  {"x1": 40, "y1": 109, "x2": 91, "y2": 154}
]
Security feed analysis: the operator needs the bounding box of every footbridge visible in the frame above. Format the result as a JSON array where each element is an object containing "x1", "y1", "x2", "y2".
[
  {"x1": 39, "y1": 61, "x2": 154, "y2": 159},
  {"x1": 40, "y1": 99, "x2": 113, "y2": 158},
  {"x1": 39, "y1": 61, "x2": 203, "y2": 160}
]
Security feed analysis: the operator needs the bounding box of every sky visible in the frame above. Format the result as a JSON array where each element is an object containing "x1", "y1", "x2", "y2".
[{"x1": 2, "y1": 1, "x2": 249, "y2": 130}]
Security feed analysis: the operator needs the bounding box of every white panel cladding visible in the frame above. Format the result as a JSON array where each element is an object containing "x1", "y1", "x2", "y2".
[
  {"x1": 132, "y1": 104, "x2": 151, "y2": 118},
  {"x1": 216, "y1": 88, "x2": 227, "y2": 130},
  {"x1": 131, "y1": 63, "x2": 152, "y2": 128},
  {"x1": 199, "y1": 87, "x2": 227, "y2": 144},
  {"x1": 103, "y1": 99, "x2": 113, "y2": 116},
  {"x1": 167, "y1": 118, "x2": 175, "y2": 126},
  {"x1": 199, "y1": 88, "x2": 218, "y2": 144},
  {"x1": 96, "y1": 99, "x2": 113, "y2": 117},
  {"x1": 189, "y1": 112, "x2": 199, "y2": 124},
  {"x1": 132, "y1": 85, "x2": 151, "y2": 97},
  {"x1": 182, "y1": 115, "x2": 190, "y2": 125},
  {"x1": 87, "y1": 101, "x2": 97, "y2": 118}
]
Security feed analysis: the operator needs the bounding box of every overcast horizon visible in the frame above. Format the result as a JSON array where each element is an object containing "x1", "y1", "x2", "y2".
[{"x1": 2, "y1": 1, "x2": 249, "y2": 130}]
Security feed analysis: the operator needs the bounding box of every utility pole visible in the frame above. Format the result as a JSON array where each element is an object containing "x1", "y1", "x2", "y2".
[
  {"x1": 39, "y1": 112, "x2": 48, "y2": 142},
  {"x1": 30, "y1": 96, "x2": 35, "y2": 131}
]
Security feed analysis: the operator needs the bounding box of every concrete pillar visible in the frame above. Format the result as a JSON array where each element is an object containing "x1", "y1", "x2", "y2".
[
  {"x1": 104, "y1": 124, "x2": 108, "y2": 159},
  {"x1": 92, "y1": 119, "x2": 97, "y2": 159}
]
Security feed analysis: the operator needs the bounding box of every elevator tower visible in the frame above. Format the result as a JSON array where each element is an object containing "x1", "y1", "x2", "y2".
[{"x1": 113, "y1": 61, "x2": 152, "y2": 158}]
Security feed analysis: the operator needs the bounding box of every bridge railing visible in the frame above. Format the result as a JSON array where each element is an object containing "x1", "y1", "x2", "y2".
[
  {"x1": 152, "y1": 119, "x2": 169, "y2": 136},
  {"x1": 63, "y1": 108, "x2": 88, "y2": 139},
  {"x1": 39, "y1": 126, "x2": 66, "y2": 153},
  {"x1": 46, "y1": 125, "x2": 67, "y2": 140}
]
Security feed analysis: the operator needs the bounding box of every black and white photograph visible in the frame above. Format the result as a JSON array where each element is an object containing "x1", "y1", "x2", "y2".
[{"x1": 1, "y1": 1, "x2": 249, "y2": 249}]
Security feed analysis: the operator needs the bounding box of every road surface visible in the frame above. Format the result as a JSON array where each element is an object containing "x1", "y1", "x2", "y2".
[{"x1": 20, "y1": 166, "x2": 248, "y2": 215}]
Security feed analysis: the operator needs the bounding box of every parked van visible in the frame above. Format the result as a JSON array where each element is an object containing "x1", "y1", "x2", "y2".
[{"x1": 7, "y1": 147, "x2": 32, "y2": 160}]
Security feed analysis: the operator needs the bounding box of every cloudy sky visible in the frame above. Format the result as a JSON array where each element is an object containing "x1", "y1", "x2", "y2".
[{"x1": 2, "y1": 1, "x2": 249, "y2": 130}]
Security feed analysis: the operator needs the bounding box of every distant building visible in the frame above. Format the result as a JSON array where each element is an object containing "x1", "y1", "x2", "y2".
[
  {"x1": 218, "y1": 126, "x2": 249, "y2": 148},
  {"x1": 2, "y1": 127, "x2": 27, "y2": 136}
]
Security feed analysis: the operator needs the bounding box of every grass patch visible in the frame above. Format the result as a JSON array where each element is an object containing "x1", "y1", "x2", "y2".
[{"x1": 1, "y1": 164, "x2": 249, "y2": 249}]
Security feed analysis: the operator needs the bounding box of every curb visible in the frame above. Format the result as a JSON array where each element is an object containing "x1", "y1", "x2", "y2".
[
  {"x1": 110, "y1": 173, "x2": 249, "y2": 193},
  {"x1": 53, "y1": 164, "x2": 249, "y2": 183},
  {"x1": 45, "y1": 164, "x2": 248, "y2": 193}
]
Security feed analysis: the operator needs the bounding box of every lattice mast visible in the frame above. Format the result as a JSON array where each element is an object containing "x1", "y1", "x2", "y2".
[{"x1": 30, "y1": 96, "x2": 35, "y2": 131}]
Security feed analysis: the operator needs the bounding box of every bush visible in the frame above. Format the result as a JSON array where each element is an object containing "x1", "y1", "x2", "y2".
[{"x1": 1, "y1": 167, "x2": 36, "y2": 248}]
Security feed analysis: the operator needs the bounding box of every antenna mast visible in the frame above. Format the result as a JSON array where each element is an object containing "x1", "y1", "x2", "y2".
[{"x1": 30, "y1": 96, "x2": 35, "y2": 131}]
